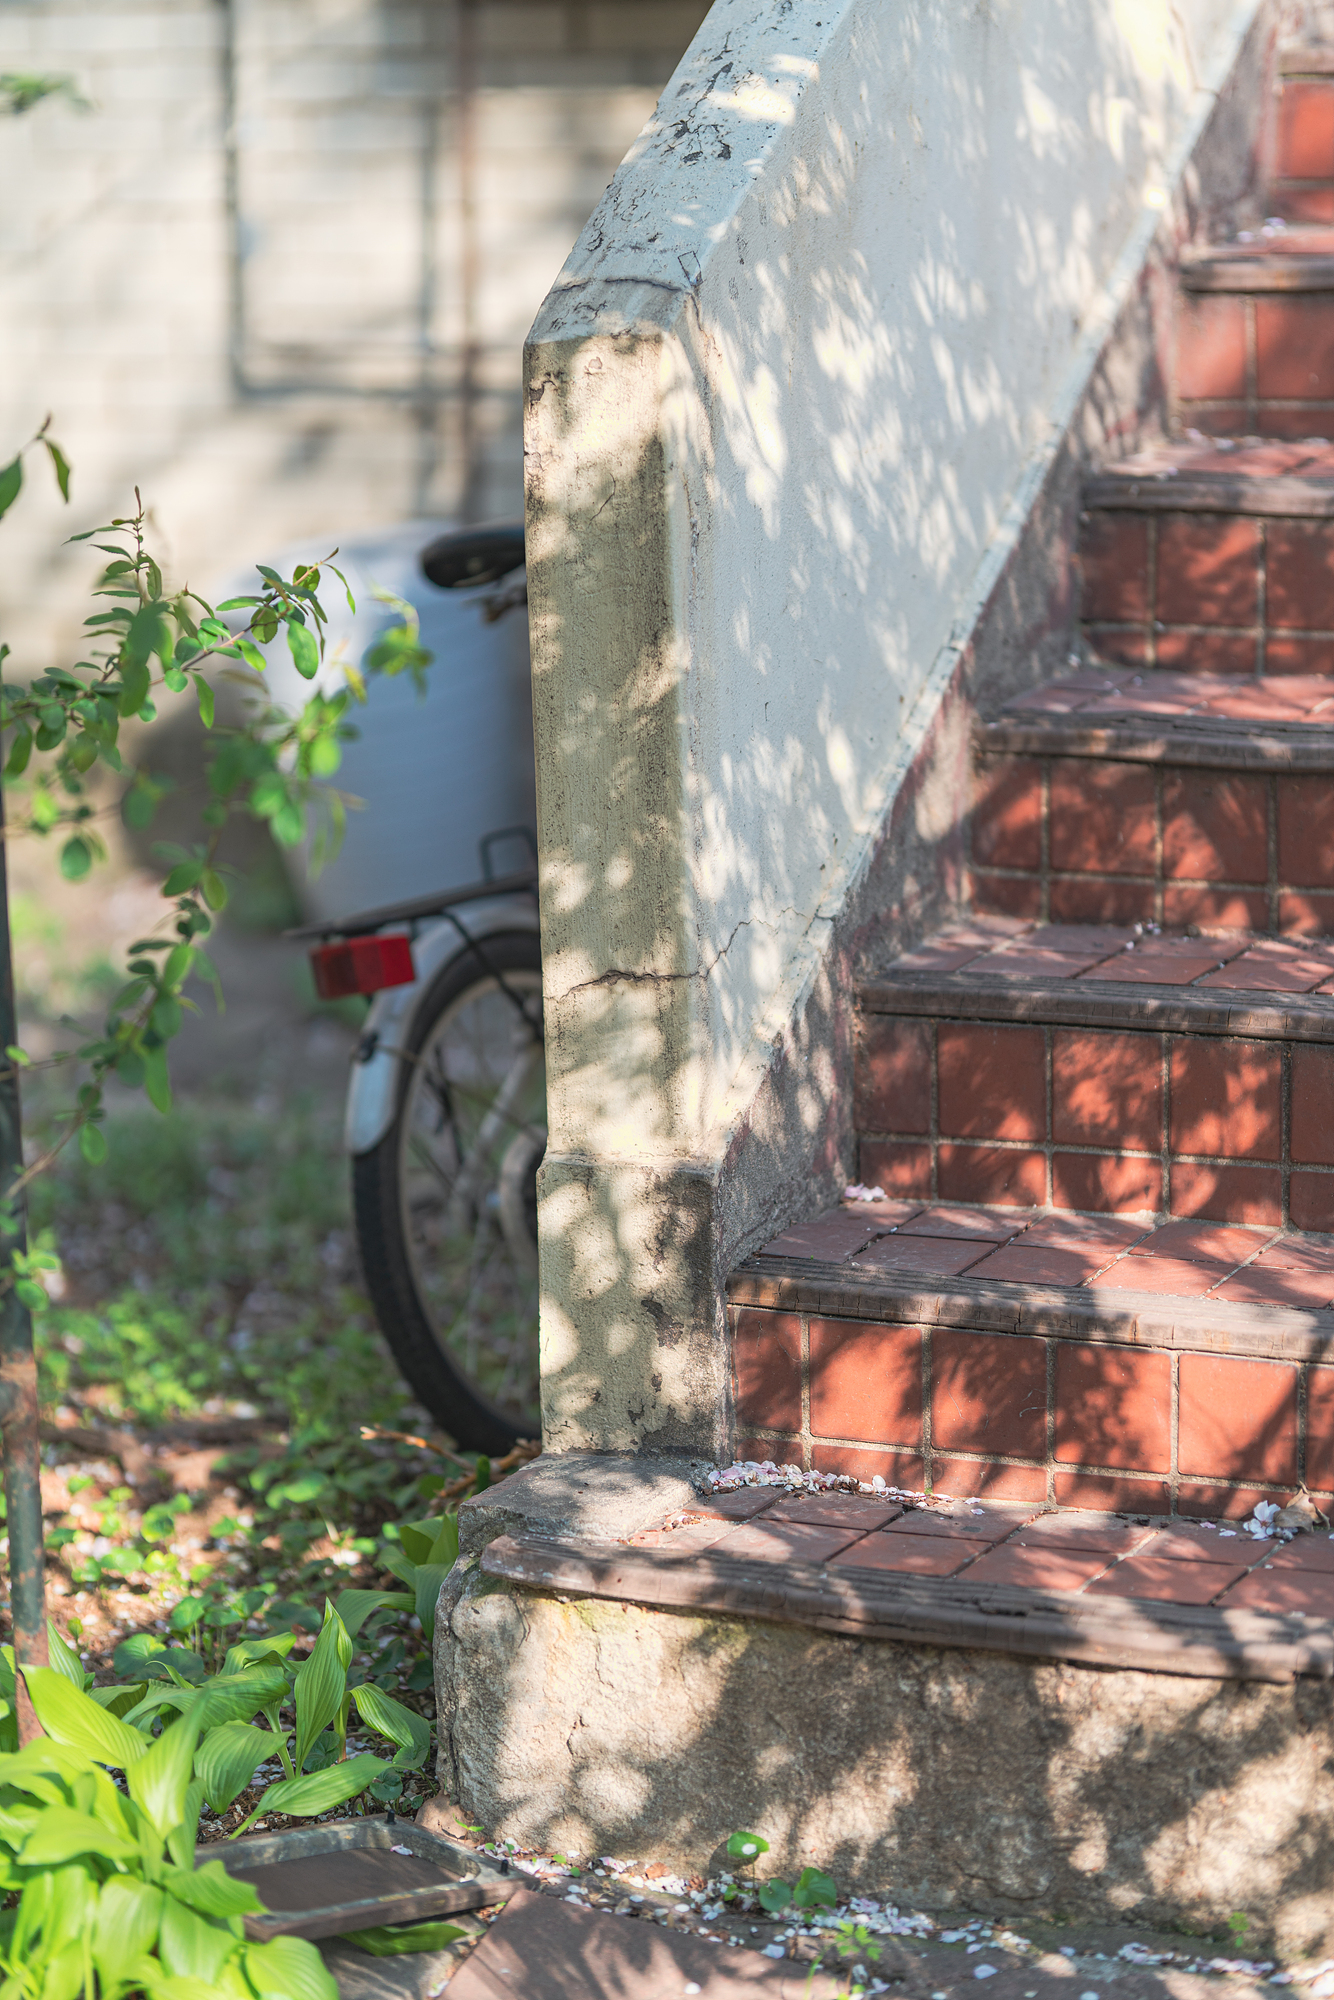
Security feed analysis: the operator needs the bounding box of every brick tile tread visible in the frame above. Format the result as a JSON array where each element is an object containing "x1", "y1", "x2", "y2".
[
  {"x1": 1181, "y1": 242, "x2": 1334, "y2": 293},
  {"x1": 995, "y1": 670, "x2": 1334, "y2": 724},
  {"x1": 480, "y1": 1518, "x2": 1334, "y2": 1684},
  {"x1": 746, "y1": 1200, "x2": 1334, "y2": 1315},
  {"x1": 1087, "y1": 439, "x2": 1334, "y2": 515},
  {"x1": 979, "y1": 672, "x2": 1334, "y2": 768},
  {"x1": 728, "y1": 1250, "x2": 1334, "y2": 1362},
  {"x1": 871, "y1": 921, "x2": 1334, "y2": 1001},
  {"x1": 1280, "y1": 44, "x2": 1334, "y2": 75}
]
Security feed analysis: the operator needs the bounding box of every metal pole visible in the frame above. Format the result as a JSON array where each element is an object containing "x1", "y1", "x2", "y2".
[{"x1": 0, "y1": 776, "x2": 47, "y2": 1740}]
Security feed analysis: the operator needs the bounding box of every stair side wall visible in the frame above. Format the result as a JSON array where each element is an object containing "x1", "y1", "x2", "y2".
[
  {"x1": 436, "y1": 1565, "x2": 1334, "y2": 1956},
  {"x1": 525, "y1": 0, "x2": 1282, "y2": 1456}
]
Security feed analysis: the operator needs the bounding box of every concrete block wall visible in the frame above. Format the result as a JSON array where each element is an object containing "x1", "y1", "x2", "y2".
[{"x1": 0, "y1": 0, "x2": 707, "y2": 662}]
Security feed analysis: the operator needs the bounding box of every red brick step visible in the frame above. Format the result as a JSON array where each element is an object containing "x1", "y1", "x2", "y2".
[
  {"x1": 1176, "y1": 228, "x2": 1334, "y2": 436},
  {"x1": 727, "y1": 1200, "x2": 1334, "y2": 1512},
  {"x1": 971, "y1": 669, "x2": 1334, "y2": 929},
  {"x1": 857, "y1": 919, "x2": 1334, "y2": 1229},
  {"x1": 1078, "y1": 439, "x2": 1334, "y2": 671}
]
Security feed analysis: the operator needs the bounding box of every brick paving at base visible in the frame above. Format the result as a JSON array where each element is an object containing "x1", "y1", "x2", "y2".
[{"x1": 627, "y1": 1492, "x2": 1333, "y2": 1621}]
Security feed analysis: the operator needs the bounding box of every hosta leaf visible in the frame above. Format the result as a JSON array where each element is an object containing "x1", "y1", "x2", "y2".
[
  {"x1": 159, "y1": 1893, "x2": 241, "y2": 1983},
  {"x1": 292, "y1": 1602, "x2": 350, "y2": 1776},
  {"x1": 341, "y1": 1921, "x2": 468, "y2": 1956},
  {"x1": 413, "y1": 1563, "x2": 453, "y2": 1644},
  {"x1": 194, "y1": 1670, "x2": 288, "y2": 1730},
  {"x1": 125, "y1": 1710, "x2": 202, "y2": 1836},
  {"x1": 349, "y1": 1684, "x2": 430, "y2": 1770},
  {"x1": 229, "y1": 1753, "x2": 387, "y2": 1839},
  {"x1": 239, "y1": 1934, "x2": 339, "y2": 1999},
  {"x1": 18, "y1": 1804, "x2": 138, "y2": 1866},
  {"x1": 162, "y1": 1859, "x2": 262, "y2": 1919},
  {"x1": 45, "y1": 1621, "x2": 86, "y2": 1689},
  {"x1": 93, "y1": 1878, "x2": 164, "y2": 1989},
  {"x1": 21, "y1": 1667, "x2": 147, "y2": 1769},
  {"x1": 333, "y1": 1589, "x2": 412, "y2": 1639},
  {"x1": 193, "y1": 1722, "x2": 273, "y2": 1814}
]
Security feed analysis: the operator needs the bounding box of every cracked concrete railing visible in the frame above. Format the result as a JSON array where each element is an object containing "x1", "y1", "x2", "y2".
[{"x1": 525, "y1": 0, "x2": 1275, "y2": 1457}]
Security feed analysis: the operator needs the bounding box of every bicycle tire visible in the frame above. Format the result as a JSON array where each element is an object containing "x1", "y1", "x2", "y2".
[{"x1": 352, "y1": 931, "x2": 544, "y2": 1454}]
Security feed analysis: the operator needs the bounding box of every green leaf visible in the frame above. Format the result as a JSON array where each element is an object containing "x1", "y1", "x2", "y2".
[
  {"x1": 45, "y1": 1620, "x2": 86, "y2": 1688},
  {"x1": 93, "y1": 1878, "x2": 165, "y2": 1991},
  {"x1": 21, "y1": 1666, "x2": 147, "y2": 1768},
  {"x1": 412, "y1": 1563, "x2": 453, "y2": 1644},
  {"x1": 292, "y1": 1601, "x2": 350, "y2": 1775},
  {"x1": 341, "y1": 1921, "x2": 469, "y2": 1956},
  {"x1": 42, "y1": 436, "x2": 72, "y2": 502},
  {"x1": 159, "y1": 1891, "x2": 240, "y2": 1984},
  {"x1": 194, "y1": 1669, "x2": 288, "y2": 1730},
  {"x1": 349, "y1": 1683, "x2": 431, "y2": 1770},
  {"x1": 194, "y1": 676, "x2": 215, "y2": 728},
  {"x1": 230, "y1": 1753, "x2": 388, "y2": 1838},
  {"x1": 758, "y1": 1878, "x2": 792, "y2": 1913},
  {"x1": 239, "y1": 1934, "x2": 340, "y2": 1999},
  {"x1": 201, "y1": 868, "x2": 228, "y2": 912},
  {"x1": 162, "y1": 860, "x2": 203, "y2": 897},
  {"x1": 79, "y1": 1122, "x2": 107, "y2": 1165},
  {"x1": 59, "y1": 836, "x2": 92, "y2": 882},
  {"x1": 114, "y1": 1633, "x2": 167, "y2": 1678},
  {"x1": 332, "y1": 1589, "x2": 412, "y2": 1639},
  {"x1": 235, "y1": 639, "x2": 267, "y2": 674},
  {"x1": 19, "y1": 1804, "x2": 139, "y2": 1866},
  {"x1": 162, "y1": 1859, "x2": 263, "y2": 1919},
  {"x1": 125, "y1": 1706, "x2": 203, "y2": 1836},
  {"x1": 193, "y1": 1721, "x2": 273, "y2": 1813},
  {"x1": 88, "y1": 1682, "x2": 146, "y2": 1718},
  {"x1": 118, "y1": 655, "x2": 152, "y2": 717},
  {"x1": 793, "y1": 1866, "x2": 838, "y2": 1909},
  {"x1": 287, "y1": 618, "x2": 319, "y2": 680},
  {"x1": 0, "y1": 456, "x2": 21, "y2": 519},
  {"x1": 726, "y1": 1829, "x2": 770, "y2": 1861}
]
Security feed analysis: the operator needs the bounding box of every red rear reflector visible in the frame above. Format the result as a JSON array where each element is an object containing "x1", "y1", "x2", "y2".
[{"x1": 310, "y1": 933, "x2": 416, "y2": 1000}]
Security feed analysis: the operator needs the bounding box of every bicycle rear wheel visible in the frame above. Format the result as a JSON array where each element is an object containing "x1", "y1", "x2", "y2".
[{"x1": 352, "y1": 932, "x2": 544, "y2": 1453}]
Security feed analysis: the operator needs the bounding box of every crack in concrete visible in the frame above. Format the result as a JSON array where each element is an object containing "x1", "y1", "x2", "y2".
[{"x1": 567, "y1": 909, "x2": 805, "y2": 996}]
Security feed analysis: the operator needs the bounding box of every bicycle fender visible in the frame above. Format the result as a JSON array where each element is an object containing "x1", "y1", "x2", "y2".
[{"x1": 343, "y1": 894, "x2": 541, "y2": 1156}]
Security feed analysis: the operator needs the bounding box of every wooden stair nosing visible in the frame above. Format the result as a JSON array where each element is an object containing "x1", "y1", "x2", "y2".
[
  {"x1": 976, "y1": 717, "x2": 1334, "y2": 771},
  {"x1": 1179, "y1": 252, "x2": 1334, "y2": 293},
  {"x1": 857, "y1": 972, "x2": 1334, "y2": 1043},
  {"x1": 479, "y1": 1532, "x2": 1334, "y2": 1685},
  {"x1": 1085, "y1": 471, "x2": 1334, "y2": 517},
  {"x1": 727, "y1": 1255, "x2": 1334, "y2": 1364}
]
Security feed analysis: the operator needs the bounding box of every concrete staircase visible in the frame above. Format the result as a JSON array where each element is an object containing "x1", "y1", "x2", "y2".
[
  {"x1": 726, "y1": 49, "x2": 1334, "y2": 1525},
  {"x1": 436, "y1": 28, "x2": 1334, "y2": 1961}
]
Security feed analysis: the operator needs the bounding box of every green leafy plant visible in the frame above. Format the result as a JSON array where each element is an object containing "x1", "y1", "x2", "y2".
[
  {"x1": 335, "y1": 1510, "x2": 461, "y2": 1645},
  {"x1": 0, "y1": 1665, "x2": 338, "y2": 1998},
  {"x1": 0, "y1": 427, "x2": 429, "y2": 1196},
  {"x1": 831, "y1": 1919, "x2": 882, "y2": 1998}
]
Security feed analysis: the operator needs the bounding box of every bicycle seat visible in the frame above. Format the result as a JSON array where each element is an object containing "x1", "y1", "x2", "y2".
[{"x1": 420, "y1": 522, "x2": 525, "y2": 590}]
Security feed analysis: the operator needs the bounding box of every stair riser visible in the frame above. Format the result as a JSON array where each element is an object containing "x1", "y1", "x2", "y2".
[
  {"x1": 1176, "y1": 292, "x2": 1334, "y2": 436},
  {"x1": 730, "y1": 1299, "x2": 1331, "y2": 1513},
  {"x1": 971, "y1": 755, "x2": 1334, "y2": 931},
  {"x1": 1276, "y1": 73, "x2": 1334, "y2": 221},
  {"x1": 857, "y1": 1015, "x2": 1334, "y2": 1228},
  {"x1": 1080, "y1": 505, "x2": 1334, "y2": 670}
]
